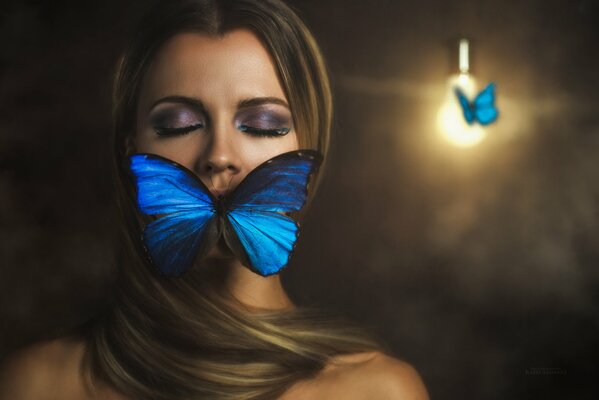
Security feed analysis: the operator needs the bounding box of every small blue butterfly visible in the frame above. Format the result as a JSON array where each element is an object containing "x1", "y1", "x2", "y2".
[
  {"x1": 128, "y1": 150, "x2": 323, "y2": 277},
  {"x1": 454, "y1": 82, "x2": 499, "y2": 125}
]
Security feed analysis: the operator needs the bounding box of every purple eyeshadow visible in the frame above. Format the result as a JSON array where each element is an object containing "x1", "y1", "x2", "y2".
[
  {"x1": 151, "y1": 108, "x2": 203, "y2": 128},
  {"x1": 149, "y1": 104, "x2": 292, "y2": 133},
  {"x1": 237, "y1": 110, "x2": 291, "y2": 129}
]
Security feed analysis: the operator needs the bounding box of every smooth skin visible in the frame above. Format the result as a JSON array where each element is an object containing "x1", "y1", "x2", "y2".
[{"x1": 0, "y1": 30, "x2": 430, "y2": 400}]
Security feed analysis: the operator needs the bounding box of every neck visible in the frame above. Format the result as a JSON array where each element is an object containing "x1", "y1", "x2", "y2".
[{"x1": 213, "y1": 257, "x2": 296, "y2": 312}]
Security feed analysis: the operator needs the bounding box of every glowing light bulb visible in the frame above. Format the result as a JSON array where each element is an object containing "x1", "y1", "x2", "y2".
[{"x1": 436, "y1": 38, "x2": 486, "y2": 148}]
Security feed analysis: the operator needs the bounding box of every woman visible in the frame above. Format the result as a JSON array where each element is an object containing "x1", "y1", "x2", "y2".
[{"x1": 0, "y1": 0, "x2": 429, "y2": 399}]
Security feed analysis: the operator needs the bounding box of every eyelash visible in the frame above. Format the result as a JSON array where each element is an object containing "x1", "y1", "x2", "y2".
[
  {"x1": 238, "y1": 125, "x2": 290, "y2": 137},
  {"x1": 154, "y1": 123, "x2": 204, "y2": 136},
  {"x1": 153, "y1": 123, "x2": 290, "y2": 137}
]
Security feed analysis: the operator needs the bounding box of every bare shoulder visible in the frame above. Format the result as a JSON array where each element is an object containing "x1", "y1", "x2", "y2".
[
  {"x1": 0, "y1": 336, "x2": 98, "y2": 400},
  {"x1": 281, "y1": 351, "x2": 430, "y2": 400},
  {"x1": 357, "y1": 351, "x2": 430, "y2": 400}
]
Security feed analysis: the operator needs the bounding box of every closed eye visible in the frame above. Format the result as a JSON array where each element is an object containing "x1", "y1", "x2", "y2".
[
  {"x1": 238, "y1": 125, "x2": 290, "y2": 137},
  {"x1": 154, "y1": 124, "x2": 290, "y2": 138},
  {"x1": 154, "y1": 123, "x2": 205, "y2": 137}
]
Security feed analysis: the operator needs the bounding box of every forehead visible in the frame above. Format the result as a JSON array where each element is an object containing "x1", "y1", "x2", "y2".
[{"x1": 138, "y1": 29, "x2": 287, "y2": 111}]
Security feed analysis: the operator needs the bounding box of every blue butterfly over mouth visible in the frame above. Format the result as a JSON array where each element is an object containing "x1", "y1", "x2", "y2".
[
  {"x1": 454, "y1": 82, "x2": 499, "y2": 125},
  {"x1": 128, "y1": 149, "x2": 323, "y2": 277}
]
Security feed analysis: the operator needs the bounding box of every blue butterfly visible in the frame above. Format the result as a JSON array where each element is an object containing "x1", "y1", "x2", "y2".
[
  {"x1": 454, "y1": 82, "x2": 499, "y2": 125},
  {"x1": 128, "y1": 150, "x2": 323, "y2": 277}
]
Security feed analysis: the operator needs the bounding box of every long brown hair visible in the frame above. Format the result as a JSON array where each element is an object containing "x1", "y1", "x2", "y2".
[{"x1": 82, "y1": 1, "x2": 386, "y2": 399}]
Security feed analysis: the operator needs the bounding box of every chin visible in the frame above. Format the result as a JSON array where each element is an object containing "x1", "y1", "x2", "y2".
[
  {"x1": 194, "y1": 241, "x2": 235, "y2": 283},
  {"x1": 206, "y1": 238, "x2": 235, "y2": 260}
]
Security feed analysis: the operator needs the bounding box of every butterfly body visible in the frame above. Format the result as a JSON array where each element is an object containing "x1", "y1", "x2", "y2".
[
  {"x1": 129, "y1": 150, "x2": 322, "y2": 277},
  {"x1": 454, "y1": 82, "x2": 499, "y2": 125}
]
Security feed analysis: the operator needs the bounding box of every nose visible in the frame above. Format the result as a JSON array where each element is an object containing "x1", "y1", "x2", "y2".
[{"x1": 195, "y1": 126, "x2": 241, "y2": 194}]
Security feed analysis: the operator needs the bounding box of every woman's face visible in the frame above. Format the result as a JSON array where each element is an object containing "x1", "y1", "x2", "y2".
[{"x1": 134, "y1": 29, "x2": 299, "y2": 198}]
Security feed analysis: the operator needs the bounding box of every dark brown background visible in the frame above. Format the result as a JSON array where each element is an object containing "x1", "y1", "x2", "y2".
[{"x1": 1, "y1": 0, "x2": 598, "y2": 399}]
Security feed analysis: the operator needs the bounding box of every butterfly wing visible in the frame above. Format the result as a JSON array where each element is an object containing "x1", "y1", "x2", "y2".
[
  {"x1": 130, "y1": 153, "x2": 216, "y2": 215},
  {"x1": 226, "y1": 150, "x2": 323, "y2": 213},
  {"x1": 143, "y1": 210, "x2": 218, "y2": 277},
  {"x1": 129, "y1": 154, "x2": 218, "y2": 276},
  {"x1": 223, "y1": 150, "x2": 323, "y2": 276},
  {"x1": 473, "y1": 83, "x2": 499, "y2": 125},
  {"x1": 224, "y1": 210, "x2": 299, "y2": 276},
  {"x1": 454, "y1": 86, "x2": 475, "y2": 124}
]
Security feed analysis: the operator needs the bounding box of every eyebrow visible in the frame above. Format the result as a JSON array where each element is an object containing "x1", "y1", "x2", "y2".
[{"x1": 148, "y1": 95, "x2": 290, "y2": 113}]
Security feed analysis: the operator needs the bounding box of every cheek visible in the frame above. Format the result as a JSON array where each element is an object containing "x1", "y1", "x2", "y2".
[
  {"x1": 133, "y1": 129, "x2": 209, "y2": 165},
  {"x1": 237, "y1": 131, "x2": 299, "y2": 170}
]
